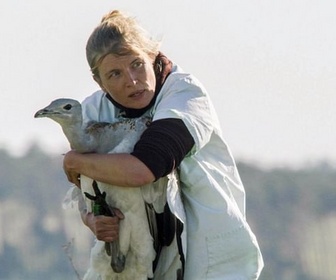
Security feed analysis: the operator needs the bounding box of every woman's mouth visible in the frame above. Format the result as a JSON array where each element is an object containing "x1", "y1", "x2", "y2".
[{"x1": 129, "y1": 89, "x2": 145, "y2": 98}]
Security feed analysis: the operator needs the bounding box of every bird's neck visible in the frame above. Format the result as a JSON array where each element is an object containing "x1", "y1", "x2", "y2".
[{"x1": 61, "y1": 122, "x2": 90, "y2": 153}]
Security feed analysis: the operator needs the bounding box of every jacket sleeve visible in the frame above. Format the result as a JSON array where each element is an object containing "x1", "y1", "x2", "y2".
[{"x1": 152, "y1": 72, "x2": 220, "y2": 154}]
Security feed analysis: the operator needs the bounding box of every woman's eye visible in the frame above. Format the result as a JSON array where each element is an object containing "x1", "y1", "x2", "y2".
[
  {"x1": 133, "y1": 61, "x2": 144, "y2": 68},
  {"x1": 109, "y1": 71, "x2": 120, "y2": 78}
]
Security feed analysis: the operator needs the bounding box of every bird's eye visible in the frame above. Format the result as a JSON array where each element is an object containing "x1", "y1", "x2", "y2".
[{"x1": 63, "y1": 104, "x2": 72, "y2": 110}]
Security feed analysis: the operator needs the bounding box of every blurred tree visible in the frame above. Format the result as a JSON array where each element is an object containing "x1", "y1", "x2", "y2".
[{"x1": 0, "y1": 145, "x2": 335, "y2": 279}]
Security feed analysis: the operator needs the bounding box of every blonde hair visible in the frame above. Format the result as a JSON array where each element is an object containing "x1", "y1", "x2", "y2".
[{"x1": 86, "y1": 10, "x2": 160, "y2": 77}]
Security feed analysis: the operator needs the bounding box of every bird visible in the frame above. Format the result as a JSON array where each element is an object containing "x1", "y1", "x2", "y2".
[{"x1": 35, "y1": 98, "x2": 158, "y2": 280}]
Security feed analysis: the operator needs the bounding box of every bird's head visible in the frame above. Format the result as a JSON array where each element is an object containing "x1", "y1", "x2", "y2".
[{"x1": 34, "y1": 98, "x2": 82, "y2": 126}]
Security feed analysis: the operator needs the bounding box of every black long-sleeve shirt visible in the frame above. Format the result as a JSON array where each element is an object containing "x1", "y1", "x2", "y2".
[{"x1": 131, "y1": 118, "x2": 195, "y2": 180}]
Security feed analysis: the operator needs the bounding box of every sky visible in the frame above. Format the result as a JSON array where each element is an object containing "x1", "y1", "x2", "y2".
[{"x1": 0, "y1": 0, "x2": 335, "y2": 168}]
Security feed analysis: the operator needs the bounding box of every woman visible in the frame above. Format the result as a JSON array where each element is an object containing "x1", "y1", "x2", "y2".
[{"x1": 63, "y1": 10, "x2": 263, "y2": 279}]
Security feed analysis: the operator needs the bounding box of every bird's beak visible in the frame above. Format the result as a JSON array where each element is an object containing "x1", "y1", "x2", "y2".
[
  {"x1": 34, "y1": 106, "x2": 58, "y2": 118},
  {"x1": 34, "y1": 108, "x2": 49, "y2": 118}
]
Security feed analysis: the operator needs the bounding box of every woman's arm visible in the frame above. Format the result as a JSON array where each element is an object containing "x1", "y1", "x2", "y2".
[
  {"x1": 63, "y1": 118, "x2": 194, "y2": 187},
  {"x1": 63, "y1": 151, "x2": 155, "y2": 188}
]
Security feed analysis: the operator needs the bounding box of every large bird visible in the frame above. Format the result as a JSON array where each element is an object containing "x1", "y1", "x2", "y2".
[{"x1": 35, "y1": 98, "x2": 168, "y2": 280}]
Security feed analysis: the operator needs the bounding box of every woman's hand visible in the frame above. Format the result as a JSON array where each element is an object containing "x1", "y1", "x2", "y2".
[
  {"x1": 63, "y1": 150, "x2": 81, "y2": 187},
  {"x1": 83, "y1": 209, "x2": 125, "y2": 242}
]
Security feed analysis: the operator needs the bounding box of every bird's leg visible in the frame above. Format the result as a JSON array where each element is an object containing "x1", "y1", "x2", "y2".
[
  {"x1": 105, "y1": 211, "x2": 126, "y2": 273},
  {"x1": 84, "y1": 180, "x2": 126, "y2": 273}
]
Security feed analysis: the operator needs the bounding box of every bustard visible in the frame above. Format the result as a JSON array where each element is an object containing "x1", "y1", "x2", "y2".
[{"x1": 35, "y1": 98, "x2": 161, "y2": 280}]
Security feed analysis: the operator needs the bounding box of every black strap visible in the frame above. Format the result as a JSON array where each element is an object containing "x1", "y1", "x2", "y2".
[
  {"x1": 147, "y1": 202, "x2": 185, "y2": 279},
  {"x1": 176, "y1": 219, "x2": 185, "y2": 279}
]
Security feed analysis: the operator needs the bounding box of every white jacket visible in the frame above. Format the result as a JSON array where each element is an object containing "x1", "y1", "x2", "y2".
[{"x1": 82, "y1": 64, "x2": 264, "y2": 279}]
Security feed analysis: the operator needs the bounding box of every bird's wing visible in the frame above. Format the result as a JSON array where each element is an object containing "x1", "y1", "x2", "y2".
[
  {"x1": 84, "y1": 118, "x2": 150, "y2": 154},
  {"x1": 85, "y1": 121, "x2": 111, "y2": 133}
]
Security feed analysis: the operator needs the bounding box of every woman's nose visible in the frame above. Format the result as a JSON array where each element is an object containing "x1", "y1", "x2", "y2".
[{"x1": 125, "y1": 70, "x2": 138, "y2": 86}]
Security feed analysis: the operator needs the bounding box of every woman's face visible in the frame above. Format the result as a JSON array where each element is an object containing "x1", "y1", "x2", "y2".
[{"x1": 95, "y1": 51, "x2": 156, "y2": 109}]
